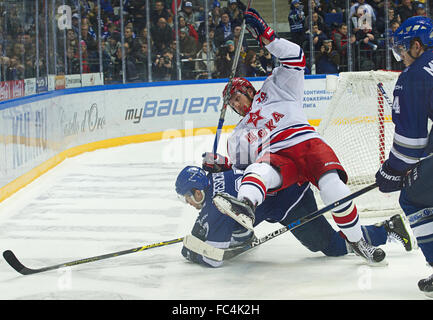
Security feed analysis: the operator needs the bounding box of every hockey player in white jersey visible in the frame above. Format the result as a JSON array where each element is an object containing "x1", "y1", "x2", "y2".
[{"x1": 209, "y1": 7, "x2": 386, "y2": 264}]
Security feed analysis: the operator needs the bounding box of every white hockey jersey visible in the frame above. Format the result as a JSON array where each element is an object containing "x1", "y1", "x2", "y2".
[{"x1": 227, "y1": 38, "x2": 321, "y2": 169}]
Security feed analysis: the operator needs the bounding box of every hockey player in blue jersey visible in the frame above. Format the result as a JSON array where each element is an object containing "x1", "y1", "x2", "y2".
[
  {"x1": 374, "y1": 16, "x2": 433, "y2": 298},
  {"x1": 176, "y1": 165, "x2": 413, "y2": 268}
]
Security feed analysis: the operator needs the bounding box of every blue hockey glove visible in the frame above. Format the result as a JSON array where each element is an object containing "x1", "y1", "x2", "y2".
[
  {"x1": 375, "y1": 160, "x2": 404, "y2": 193},
  {"x1": 202, "y1": 152, "x2": 232, "y2": 173},
  {"x1": 244, "y1": 8, "x2": 276, "y2": 47}
]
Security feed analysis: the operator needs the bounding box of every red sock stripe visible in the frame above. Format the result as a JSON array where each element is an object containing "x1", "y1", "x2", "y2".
[
  {"x1": 332, "y1": 206, "x2": 358, "y2": 225},
  {"x1": 242, "y1": 175, "x2": 267, "y2": 196}
]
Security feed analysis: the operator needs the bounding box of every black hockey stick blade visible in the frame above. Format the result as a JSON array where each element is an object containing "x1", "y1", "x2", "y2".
[{"x1": 3, "y1": 250, "x2": 34, "y2": 275}]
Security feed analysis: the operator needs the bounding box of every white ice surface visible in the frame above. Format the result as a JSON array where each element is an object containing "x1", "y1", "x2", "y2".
[{"x1": 0, "y1": 134, "x2": 431, "y2": 300}]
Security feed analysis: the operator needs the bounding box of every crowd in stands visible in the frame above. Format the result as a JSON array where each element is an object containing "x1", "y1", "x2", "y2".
[{"x1": 0, "y1": 0, "x2": 431, "y2": 84}]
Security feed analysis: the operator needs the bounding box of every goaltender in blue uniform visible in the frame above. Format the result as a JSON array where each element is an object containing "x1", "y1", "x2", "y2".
[
  {"x1": 176, "y1": 165, "x2": 412, "y2": 268},
  {"x1": 374, "y1": 16, "x2": 433, "y2": 297}
]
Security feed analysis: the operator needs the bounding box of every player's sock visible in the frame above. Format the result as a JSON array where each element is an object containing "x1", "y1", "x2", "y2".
[
  {"x1": 331, "y1": 202, "x2": 363, "y2": 242},
  {"x1": 318, "y1": 171, "x2": 363, "y2": 242}
]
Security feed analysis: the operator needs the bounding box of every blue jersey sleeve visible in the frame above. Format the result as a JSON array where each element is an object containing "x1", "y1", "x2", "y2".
[{"x1": 389, "y1": 51, "x2": 433, "y2": 172}]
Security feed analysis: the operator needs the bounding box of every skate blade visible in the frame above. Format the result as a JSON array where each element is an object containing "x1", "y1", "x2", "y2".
[
  {"x1": 366, "y1": 258, "x2": 389, "y2": 267},
  {"x1": 213, "y1": 195, "x2": 254, "y2": 231}
]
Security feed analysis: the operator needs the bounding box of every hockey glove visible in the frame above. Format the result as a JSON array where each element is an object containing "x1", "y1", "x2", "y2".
[
  {"x1": 244, "y1": 8, "x2": 276, "y2": 47},
  {"x1": 375, "y1": 160, "x2": 404, "y2": 193},
  {"x1": 202, "y1": 152, "x2": 232, "y2": 173}
]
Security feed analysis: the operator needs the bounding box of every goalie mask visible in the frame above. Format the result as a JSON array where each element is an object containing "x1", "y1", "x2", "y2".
[
  {"x1": 223, "y1": 77, "x2": 256, "y2": 116},
  {"x1": 391, "y1": 16, "x2": 433, "y2": 61},
  {"x1": 175, "y1": 166, "x2": 209, "y2": 209}
]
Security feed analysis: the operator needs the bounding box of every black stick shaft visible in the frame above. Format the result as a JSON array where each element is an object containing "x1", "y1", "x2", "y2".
[
  {"x1": 223, "y1": 183, "x2": 378, "y2": 259},
  {"x1": 3, "y1": 237, "x2": 184, "y2": 275}
]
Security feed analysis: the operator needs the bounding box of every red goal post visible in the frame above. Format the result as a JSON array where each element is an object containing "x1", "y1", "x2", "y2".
[{"x1": 317, "y1": 70, "x2": 401, "y2": 215}]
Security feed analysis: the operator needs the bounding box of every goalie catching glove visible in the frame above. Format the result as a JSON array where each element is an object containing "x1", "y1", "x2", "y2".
[
  {"x1": 244, "y1": 8, "x2": 276, "y2": 47},
  {"x1": 202, "y1": 152, "x2": 232, "y2": 173}
]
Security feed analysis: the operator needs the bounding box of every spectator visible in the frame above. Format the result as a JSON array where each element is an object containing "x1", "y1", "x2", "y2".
[
  {"x1": 215, "y1": 39, "x2": 236, "y2": 78},
  {"x1": 125, "y1": 0, "x2": 147, "y2": 32},
  {"x1": 239, "y1": 49, "x2": 266, "y2": 78},
  {"x1": 333, "y1": 23, "x2": 356, "y2": 58},
  {"x1": 81, "y1": 23, "x2": 98, "y2": 53},
  {"x1": 354, "y1": 21, "x2": 379, "y2": 70},
  {"x1": 349, "y1": 0, "x2": 376, "y2": 23},
  {"x1": 397, "y1": 0, "x2": 415, "y2": 23},
  {"x1": 179, "y1": 16, "x2": 199, "y2": 43},
  {"x1": 179, "y1": 27, "x2": 198, "y2": 79},
  {"x1": 311, "y1": 23, "x2": 329, "y2": 51},
  {"x1": 152, "y1": 1, "x2": 171, "y2": 27},
  {"x1": 24, "y1": 56, "x2": 36, "y2": 78},
  {"x1": 376, "y1": 7, "x2": 401, "y2": 35},
  {"x1": 77, "y1": 40, "x2": 91, "y2": 74},
  {"x1": 305, "y1": 12, "x2": 326, "y2": 35},
  {"x1": 351, "y1": 5, "x2": 375, "y2": 35},
  {"x1": 231, "y1": 24, "x2": 248, "y2": 52},
  {"x1": 114, "y1": 42, "x2": 139, "y2": 82},
  {"x1": 227, "y1": 0, "x2": 243, "y2": 26},
  {"x1": 71, "y1": 13, "x2": 80, "y2": 36},
  {"x1": 124, "y1": 26, "x2": 140, "y2": 58},
  {"x1": 197, "y1": 12, "x2": 217, "y2": 43},
  {"x1": 211, "y1": 3, "x2": 222, "y2": 26},
  {"x1": 179, "y1": 27, "x2": 198, "y2": 59},
  {"x1": 5, "y1": 56, "x2": 24, "y2": 80},
  {"x1": 315, "y1": 39, "x2": 340, "y2": 74},
  {"x1": 152, "y1": 49, "x2": 175, "y2": 81},
  {"x1": 288, "y1": 0, "x2": 306, "y2": 47},
  {"x1": 354, "y1": 13, "x2": 379, "y2": 51},
  {"x1": 150, "y1": 17, "x2": 173, "y2": 55},
  {"x1": 135, "y1": 40, "x2": 150, "y2": 81},
  {"x1": 195, "y1": 41, "x2": 216, "y2": 79},
  {"x1": 215, "y1": 12, "x2": 233, "y2": 47},
  {"x1": 104, "y1": 31, "x2": 120, "y2": 66},
  {"x1": 257, "y1": 47, "x2": 276, "y2": 76},
  {"x1": 322, "y1": 0, "x2": 346, "y2": 14},
  {"x1": 179, "y1": 1, "x2": 200, "y2": 29},
  {"x1": 66, "y1": 29, "x2": 79, "y2": 50},
  {"x1": 414, "y1": 3, "x2": 427, "y2": 17},
  {"x1": 102, "y1": 22, "x2": 118, "y2": 41},
  {"x1": 66, "y1": 46, "x2": 80, "y2": 75},
  {"x1": 138, "y1": 27, "x2": 153, "y2": 49}
]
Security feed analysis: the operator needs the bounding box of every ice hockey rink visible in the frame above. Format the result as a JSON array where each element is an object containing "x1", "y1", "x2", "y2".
[{"x1": 0, "y1": 133, "x2": 431, "y2": 301}]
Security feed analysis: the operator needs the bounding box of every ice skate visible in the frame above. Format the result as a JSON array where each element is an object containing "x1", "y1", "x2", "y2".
[
  {"x1": 349, "y1": 238, "x2": 387, "y2": 265},
  {"x1": 213, "y1": 193, "x2": 255, "y2": 231},
  {"x1": 381, "y1": 214, "x2": 415, "y2": 251},
  {"x1": 418, "y1": 274, "x2": 433, "y2": 298}
]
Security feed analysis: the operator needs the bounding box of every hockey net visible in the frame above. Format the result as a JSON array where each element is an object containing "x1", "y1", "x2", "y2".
[{"x1": 316, "y1": 70, "x2": 402, "y2": 216}]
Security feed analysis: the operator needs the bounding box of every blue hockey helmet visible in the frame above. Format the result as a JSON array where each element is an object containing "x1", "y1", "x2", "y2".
[
  {"x1": 392, "y1": 16, "x2": 433, "y2": 61},
  {"x1": 175, "y1": 166, "x2": 209, "y2": 197}
]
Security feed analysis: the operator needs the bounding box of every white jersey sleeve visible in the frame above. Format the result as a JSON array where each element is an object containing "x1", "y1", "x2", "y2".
[{"x1": 227, "y1": 38, "x2": 321, "y2": 169}]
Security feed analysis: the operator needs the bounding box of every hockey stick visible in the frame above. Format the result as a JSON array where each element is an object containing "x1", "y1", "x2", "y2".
[
  {"x1": 3, "y1": 237, "x2": 183, "y2": 275},
  {"x1": 377, "y1": 82, "x2": 393, "y2": 108},
  {"x1": 212, "y1": 0, "x2": 252, "y2": 154},
  {"x1": 184, "y1": 183, "x2": 378, "y2": 261}
]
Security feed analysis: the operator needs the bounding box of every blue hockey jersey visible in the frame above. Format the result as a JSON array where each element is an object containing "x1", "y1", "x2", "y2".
[
  {"x1": 390, "y1": 49, "x2": 433, "y2": 172},
  {"x1": 182, "y1": 169, "x2": 310, "y2": 267}
]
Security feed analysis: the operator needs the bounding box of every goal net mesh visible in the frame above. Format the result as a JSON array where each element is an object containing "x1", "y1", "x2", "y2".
[{"x1": 315, "y1": 70, "x2": 401, "y2": 216}]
